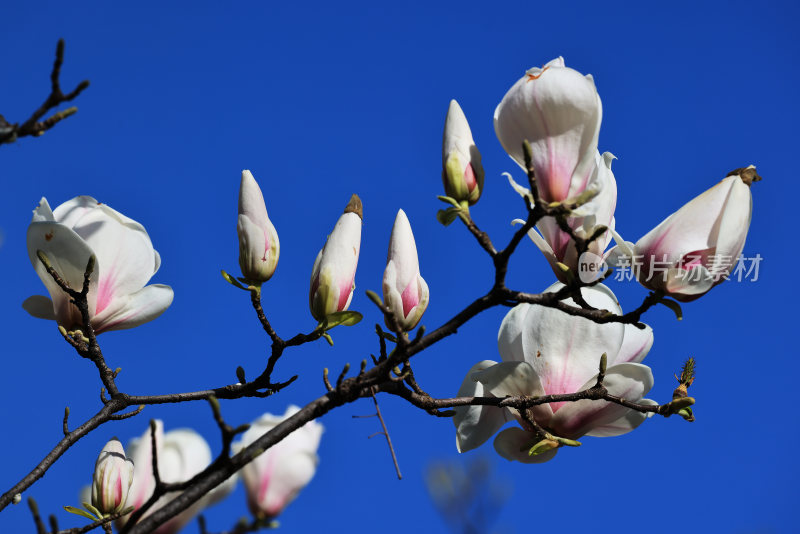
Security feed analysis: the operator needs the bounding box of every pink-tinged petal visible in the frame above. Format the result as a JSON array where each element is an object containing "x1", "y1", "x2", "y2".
[
  {"x1": 493, "y1": 427, "x2": 558, "y2": 464},
  {"x1": 26, "y1": 217, "x2": 98, "y2": 329},
  {"x1": 635, "y1": 176, "x2": 740, "y2": 267},
  {"x1": 585, "y1": 398, "x2": 658, "y2": 437},
  {"x1": 234, "y1": 406, "x2": 323, "y2": 518},
  {"x1": 92, "y1": 284, "x2": 173, "y2": 333},
  {"x1": 512, "y1": 283, "x2": 624, "y2": 404},
  {"x1": 22, "y1": 295, "x2": 56, "y2": 320},
  {"x1": 453, "y1": 360, "x2": 511, "y2": 453},
  {"x1": 70, "y1": 204, "x2": 157, "y2": 315},
  {"x1": 549, "y1": 362, "x2": 654, "y2": 439},
  {"x1": 616, "y1": 323, "x2": 654, "y2": 364},
  {"x1": 663, "y1": 265, "x2": 716, "y2": 302},
  {"x1": 442, "y1": 100, "x2": 484, "y2": 206},
  {"x1": 494, "y1": 59, "x2": 601, "y2": 203},
  {"x1": 472, "y1": 361, "x2": 553, "y2": 425}
]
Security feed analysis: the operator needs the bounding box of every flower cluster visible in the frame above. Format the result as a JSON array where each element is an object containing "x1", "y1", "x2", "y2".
[{"x1": 446, "y1": 58, "x2": 755, "y2": 462}]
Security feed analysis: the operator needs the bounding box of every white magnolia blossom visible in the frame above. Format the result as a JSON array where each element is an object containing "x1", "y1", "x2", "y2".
[
  {"x1": 494, "y1": 57, "x2": 602, "y2": 203},
  {"x1": 610, "y1": 167, "x2": 755, "y2": 301},
  {"x1": 512, "y1": 151, "x2": 617, "y2": 282},
  {"x1": 309, "y1": 194, "x2": 362, "y2": 321},
  {"x1": 120, "y1": 421, "x2": 236, "y2": 534},
  {"x1": 91, "y1": 438, "x2": 134, "y2": 515},
  {"x1": 442, "y1": 99, "x2": 484, "y2": 206},
  {"x1": 238, "y1": 169, "x2": 280, "y2": 283},
  {"x1": 454, "y1": 283, "x2": 655, "y2": 464},
  {"x1": 382, "y1": 209, "x2": 429, "y2": 331},
  {"x1": 234, "y1": 406, "x2": 323, "y2": 519},
  {"x1": 23, "y1": 196, "x2": 173, "y2": 333}
]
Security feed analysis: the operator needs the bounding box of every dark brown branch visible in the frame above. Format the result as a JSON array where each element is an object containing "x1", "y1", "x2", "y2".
[
  {"x1": 0, "y1": 39, "x2": 89, "y2": 146},
  {"x1": 52, "y1": 510, "x2": 128, "y2": 534},
  {"x1": 28, "y1": 497, "x2": 46, "y2": 534},
  {"x1": 369, "y1": 389, "x2": 402, "y2": 480}
]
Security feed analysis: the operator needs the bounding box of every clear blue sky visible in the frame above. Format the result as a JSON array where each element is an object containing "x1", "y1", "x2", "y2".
[{"x1": 1, "y1": 1, "x2": 796, "y2": 533}]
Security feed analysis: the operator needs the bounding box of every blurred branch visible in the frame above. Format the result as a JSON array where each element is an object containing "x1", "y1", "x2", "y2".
[{"x1": 0, "y1": 39, "x2": 89, "y2": 146}]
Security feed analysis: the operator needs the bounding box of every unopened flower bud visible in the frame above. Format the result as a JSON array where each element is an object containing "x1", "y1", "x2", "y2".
[
  {"x1": 442, "y1": 100, "x2": 484, "y2": 206},
  {"x1": 383, "y1": 210, "x2": 429, "y2": 331},
  {"x1": 238, "y1": 170, "x2": 280, "y2": 284},
  {"x1": 91, "y1": 438, "x2": 134, "y2": 515},
  {"x1": 309, "y1": 195, "x2": 362, "y2": 321}
]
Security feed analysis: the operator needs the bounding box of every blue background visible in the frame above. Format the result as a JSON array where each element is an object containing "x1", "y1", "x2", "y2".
[{"x1": 0, "y1": 2, "x2": 796, "y2": 533}]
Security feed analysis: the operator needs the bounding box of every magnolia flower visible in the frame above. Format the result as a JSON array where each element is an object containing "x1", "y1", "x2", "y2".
[
  {"x1": 494, "y1": 57, "x2": 602, "y2": 203},
  {"x1": 454, "y1": 283, "x2": 655, "y2": 464},
  {"x1": 234, "y1": 405, "x2": 323, "y2": 519},
  {"x1": 309, "y1": 195, "x2": 362, "y2": 321},
  {"x1": 610, "y1": 167, "x2": 757, "y2": 301},
  {"x1": 23, "y1": 196, "x2": 173, "y2": 333},
  {"x1": 513, "y1": 151, "x2": 617, "y2": 283},
  {"x1": 91, "y1": 438, "x2": 134, "y2": 516},
  {"x1": 238, "y1": 170, "x2": 280, "y2": 283},
  {"x1": 382, "y1": 210, "x2": 429, "y2": 331},
  {"x1": 442, "y1": 100, "x2": 484, "y2": 206},
  {"x1": 120, "y1": 421, "x2": 236, "y2": 534}
]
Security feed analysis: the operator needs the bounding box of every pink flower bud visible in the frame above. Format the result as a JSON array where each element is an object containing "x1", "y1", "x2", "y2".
[
  {"x1": 91, "y1": 438, "x2": 134, "y2": 515},
  {"x1": 309, "y1": 195, "x2": 362, "y2": 321},
  {"x1": 238, "y1": 170, "x2": 280, "y2": 283},
  {"x1": 234, "y1": 406, "x2": 323, "y2": 519},
  {"x1": 619, "y1": 168, "x2": 755, "y2": 301},
  {"x1": 494, "y1": 57, "x2": 602, "y2": 203},
  {"x1": 382, "y1": 210, "x2": 429, "y2": 331},
  {"x1": 442, "y1": 100, "x2": 484, "y2": 206},
  {"x1": 23, "y1": 196, "x2": 173, "y2": 334}
]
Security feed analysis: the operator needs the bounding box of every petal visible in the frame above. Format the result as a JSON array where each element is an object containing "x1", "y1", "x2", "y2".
[
  {"x1": 27, "y1": 218, "x2": 97, "y2": 329},
  {"x1": 493, "y1": 427, "x2": 558, "y2": 464},
  {"x1": 92, "y1": 284, "x2": 174, "y2": 333},
  {"x1": 472, "y1": 360, "x2": 553, "y2": 425},
  {"x1": 70, "y1": 204, "x2": 158, "y2": 316},
  {"x1": 22, "y1": 295, "x2": 56, "y2": 320},
  {"x1": 453, "y1": 360, "x2": 511, "y2": 453},
  {"x1": 585, "y1": 398, "x2": 658, "y2": 437},
  {"x1": 515, "y1": 283, "x2": 624, "y2": 401},
  {"x1": 635, "y1": 176, "x2": 739, "y2": 266},
  {"x1": 712, "y1": 175, "x2": 752, "y2": 272},
  {"x1": 549, "y1": 362, "x2": 654, "y2": 439},
  {"x1": 616, "y1": 323, "x2": 654, "y2": 364},
  {"x1": 51, "y1": 196, "x2": 99, "y2": 228},
  {"x1": 497, "y1": 303, "x2": 529, "y2": 363}
]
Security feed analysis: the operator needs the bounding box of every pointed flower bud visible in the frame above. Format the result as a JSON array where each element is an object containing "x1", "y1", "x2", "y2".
[
  {"x1": 91, "y1": 438, "x2": 134, "y2": 516},
  {"x1": 614, "y1": 168, "x2": 755, "y2": 301},
  {"x1": 238, "y1": 170, "x2": 280, "y2": 284},
  {"x1": 309, "y1": 195, "x2": 362, "y2": 321},
  {"x1": 442, "y1": 100, "x2": 484, "y2": 206},
  {"x1": 494, "y1": 57, "x2": 602, "y2": 203},
  {"x1": 382, "y1": 210, "x2": 429, "y2": 331}
]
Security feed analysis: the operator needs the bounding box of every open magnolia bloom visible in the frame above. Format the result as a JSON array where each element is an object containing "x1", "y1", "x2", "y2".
[
  {"x1": 511, "y1": 151, "x2": 617, "y2": 283},
  {"x1": 454, "y1": 283, "x2": 655, "y2": 464},
  {"x1": 120, "y1": 421, "x2": 236, "y2": 534},
  {"x1": 608, "y1": 167, "x2": 755, "y2": 302},
  {"x1": 382, "y1": 209, "x2": 429, "y2": 331},
  {"x1": 23, "y1": 196, "x2": 173, "y2": 334},
  {"x1": 234, "y1": 405, "x2": 323, "y2": 519},
  {"x1": 494, "y1": 57, "x2": 602, "y2": 204}
]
